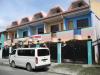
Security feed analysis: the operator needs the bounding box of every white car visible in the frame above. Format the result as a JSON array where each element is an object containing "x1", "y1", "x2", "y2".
[{"x1": 9, "y1": 47, "x2": 51, "y2": 71}]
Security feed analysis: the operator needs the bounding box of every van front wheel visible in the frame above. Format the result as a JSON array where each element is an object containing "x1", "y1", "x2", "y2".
[
  {"x1": 26, "y1": 63, "x2": 32, "y2": 71},
  {"x1": 11, "y1": 61, "x2": 16, "y2": 68}
]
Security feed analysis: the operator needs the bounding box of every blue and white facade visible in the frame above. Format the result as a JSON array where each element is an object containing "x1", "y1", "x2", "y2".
[{"x1": 1, "y1": 0, "x2": 100, "y2": 63}]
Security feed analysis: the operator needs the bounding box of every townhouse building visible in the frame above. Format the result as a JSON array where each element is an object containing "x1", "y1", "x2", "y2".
[{"x1": 0, "y1": 0, "x2": 100, "y2": 63}]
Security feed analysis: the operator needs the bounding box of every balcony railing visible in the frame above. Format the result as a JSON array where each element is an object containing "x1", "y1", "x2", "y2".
[{"x1": 5, "y1": 27, "x2": 95, "y2": 45}]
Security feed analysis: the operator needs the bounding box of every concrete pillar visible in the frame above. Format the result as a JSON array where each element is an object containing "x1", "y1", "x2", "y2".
[
  {"x1": 44, "y1": 24, "x2": 47, "y2": 33},
  {"x1": 9, "y1": 46, "x2": 12, "y2": 54},
  {"x1": 36, "y1": 40, "x2": 40, "y2": 47},
  {"x1": 63, "y1": 18, "x2": 66, "y2": 30},
  {"x1": 17, "y1": 29, "x2": 19, "y2": 38},
  {"x1": 28, "y1": 27, "x2": 32, "y2": 37},
  {"x1": 57, "y1": 39, "x2": 62, "y2": 64},
  {"x1": 94, "y1": 45, "x2": 99, "y2": 64},
  {"x1": 0, "y1": 48, "x2": 3, "y2": 58},
  {"x1": 87, "y1": 39, "x2": 92, "y2": 64},
  {"x1": 1, "y1": 33, "x2": 4, "y2": 48},
  {"x1": 0, "y1": 33, "x2": 5, "y2": 59}
]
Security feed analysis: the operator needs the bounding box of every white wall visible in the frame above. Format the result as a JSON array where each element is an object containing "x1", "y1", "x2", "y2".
[
  {"x1": 91, "y1": 12, "x2": 100, "y2": 39},
  {"x1": 91, "y1": 12, "x2": 100, "y2": 63},
  {"x1": 0, "y1": 48, "x2": 2, "y2": 58}
]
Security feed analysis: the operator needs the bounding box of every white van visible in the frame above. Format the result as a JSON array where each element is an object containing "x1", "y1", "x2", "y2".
[{"x1": 9, "y1": 47, "x2": 51, "y2": 71}]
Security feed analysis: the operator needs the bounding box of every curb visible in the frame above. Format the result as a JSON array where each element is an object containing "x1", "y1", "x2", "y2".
[
  {"x1": 48, "y1": 71, "x2": 70, "y2": 75},
  {"x1": 0, "y1": 62, "x2": 9, "y2": 66},
  {"x1": 48, "y1": 68, "x2": 71, "y2": 75}
]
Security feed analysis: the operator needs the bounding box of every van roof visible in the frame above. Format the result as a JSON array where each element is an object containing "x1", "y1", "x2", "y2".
[{"x1": 15, "y1": 47, "x2": 49, "y2": 50}]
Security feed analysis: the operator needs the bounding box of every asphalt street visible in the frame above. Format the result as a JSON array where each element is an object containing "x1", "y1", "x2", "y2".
[{"x1": 0, "y1": 65, "x2": 67, "y2": 75}]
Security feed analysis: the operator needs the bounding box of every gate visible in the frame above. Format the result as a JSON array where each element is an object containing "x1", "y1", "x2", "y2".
[
  {"x1": 46, "y1": 42, "x2": 57, "y2": 62},
  {"x1": 61, "y1": 40, "x2": 94, "y2": 63},
  {"x1": 2, "y1": 47, "x2": 9, "y2": 59}
]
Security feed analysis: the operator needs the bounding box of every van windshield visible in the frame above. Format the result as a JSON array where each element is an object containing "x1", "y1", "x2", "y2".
[{"x1": 38, "y1": 49, "x2": 49, "y2": 56}]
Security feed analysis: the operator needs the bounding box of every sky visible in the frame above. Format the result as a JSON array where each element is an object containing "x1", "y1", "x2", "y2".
[
  {"x1": 0, "y1": 0, "x2": 76, "y2": 32},
  {"x1": 0, "y1": 0, "x2": 99, "y2": 32}
]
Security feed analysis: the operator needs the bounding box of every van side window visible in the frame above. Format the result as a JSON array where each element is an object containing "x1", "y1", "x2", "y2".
[
  {"x1": 11, "y1": 50, "x2": 16, "y2": 55},
  {"x1": 18, "y1": 50, "x2": 35, "y2": 56}
]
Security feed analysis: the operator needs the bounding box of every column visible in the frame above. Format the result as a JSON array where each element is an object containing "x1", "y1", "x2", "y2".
[
  {"x1": 17, "y1": 29, "x2": 19, "y2": 38},
  {"x1": 94, "y1": 45, "x2": 99, "y2": 63},
  {"x1": 63, "y1": 18, "x2": 66, "y2": 30},
  {"x1": 57, "y1": 38, "x2": 62, "y2": 64},
  {"x1": 36, "y1": 40, "x2": 40, "y2": 47},
  {"x1": 87, "y1": 39, "x2": 92, "y2": 64},
  {"x1": 28, "y1": 26, "x2": 32, "y2": 37},
  {"x1": 1, "y1": 33, "x2": 4, "y2": 48},
  {"x1": 44, "y1": 23, "x2": 47, "y2": 33},
  {"x1": 0, "y1": 33, "x2": 5, "y2": 58}
]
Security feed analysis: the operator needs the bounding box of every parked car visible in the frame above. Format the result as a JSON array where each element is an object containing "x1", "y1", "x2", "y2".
[{"x1": 9, "y1": 47, "x2": 51, "y2": 71}]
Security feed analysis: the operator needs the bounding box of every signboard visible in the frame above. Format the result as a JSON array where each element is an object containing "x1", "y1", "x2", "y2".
[{"x1": 31, "y1": 35, "x2": 42, "y2": 41}]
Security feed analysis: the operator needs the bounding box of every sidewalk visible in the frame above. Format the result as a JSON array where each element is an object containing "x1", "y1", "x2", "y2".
[
  {"x1": 49, "y1": 63, "x2": 100, "y2": 75},
  {"x1": 0, "y1": 59, "x2": 9, "y2": 66},
  {"x1": 49, "y1": 63, "x2": 82, "y2": 75}
]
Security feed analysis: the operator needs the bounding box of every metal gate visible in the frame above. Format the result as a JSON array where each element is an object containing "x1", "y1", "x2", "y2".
[
  {"x1": 46, "y1": 42, "x2": 57, "y2": 62},
  {"x1": 2, "y1": 47, "x2": 9, "y2": 59},
  {"x1": 62, "y1": 40, "x2": 95, "y2": 64}
]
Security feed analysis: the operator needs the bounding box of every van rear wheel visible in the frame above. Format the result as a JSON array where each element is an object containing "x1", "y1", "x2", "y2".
[
  {"x1": 11, "y1": 61, "x2": 16, "y2": 68},
  {"x1": 26, "y1": 63, "x2": 32, "y2": 71}
]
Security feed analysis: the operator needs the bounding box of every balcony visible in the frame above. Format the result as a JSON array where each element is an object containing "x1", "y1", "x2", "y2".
[
  {"x1": 13, "y1": 37, "x2": 29, "y2": 45},
  {"x1": 56, "y1": 30, "x2": 74, "y2": 42},
  {"x1": 55, "y1": 27, "x2": 95, "y2": 42},
  {"x1": 5, "y1": 27, "x2": 95, "y2": 46},
  {"x1": 81, "y1": 27, "x2": 95, "y2": 40}
]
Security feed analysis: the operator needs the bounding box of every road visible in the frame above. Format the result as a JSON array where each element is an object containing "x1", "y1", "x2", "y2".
[{"x1": 0, "y1": 65, "x2": 66, "y2": 75}]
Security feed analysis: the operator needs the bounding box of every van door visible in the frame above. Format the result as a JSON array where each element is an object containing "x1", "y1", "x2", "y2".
[
  {"x1": 15, "y1": 50, "x2": 25, "y2": 67},
  {"x1": 37, "y1": 49, "x2": 50, "y2": 66},
  {"x1": 16, "y1": 49, "x2": 35, "y2": 67},
  {"x1": 10, "y1": 50, "x2": 16, "y2": 63}
]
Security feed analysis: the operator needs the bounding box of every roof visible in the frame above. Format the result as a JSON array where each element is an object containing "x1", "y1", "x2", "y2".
[
  {"x1": 47, "y1": 5, "x2": 64, "y2": 16},
  {"x1": 6, "y1": 0, "x2": 90, "y2": 30},
  {"x1": 33, "y1": 11, "x2": 47, "y2": 20}
]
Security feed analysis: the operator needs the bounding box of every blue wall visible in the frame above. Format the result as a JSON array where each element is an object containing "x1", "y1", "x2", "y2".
[
  {"x1": 17, "y1": 24, "x2": 44, "y2": 38},
  {"x1": 17, "y1": 27, "x2": 28, "y2": 38},
  {"x1": 1, "y1": 33, "x2": 4, "y2": 48},
  {"x1": 64, "y1": 12, "x2": 92, "y2": 31}
]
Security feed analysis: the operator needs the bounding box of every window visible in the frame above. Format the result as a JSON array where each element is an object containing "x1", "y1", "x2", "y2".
[
  {"x1": 6, "y1": 34, "x2": 8, "y2": 40},
  {"x1": 23, "y1": 31, "x2": 28, "y2": 37},
  {"x1": 34, "y1": 14, "x2": 43, "y2": 19},
  {"x1": 67, "y1": 20, "x2": 74, "y2": 30},
  {"x1": 21, "y1": 18, "x2": 29, "y2": 23},
  {"x1": 11, "y1": 50, "x2": 16, "y2": 55},
  {"x1": 77, "y1": 18, "x2": 89, "y2": 29},
  {"x1": 38, "y1": 27, "x2": 44, "y2": 34},
  {"x1": 38, "y1": 49, "x2": 49, "y2": 56},
  {"x1": 14, "y1": 32, "x2": 17, "y2": 38},
  {"x1": 51, "y1": 25, "x2": 59, "y2": 33},
  {"x1": 18, "y1": 50, "x2": 35, "y2": 56},
  {"x1": 12, "y1": 21, "x2": 18, "y2": 26}
]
